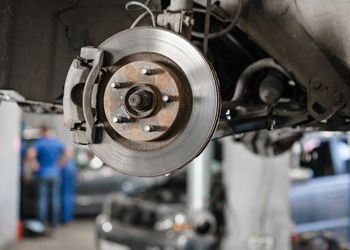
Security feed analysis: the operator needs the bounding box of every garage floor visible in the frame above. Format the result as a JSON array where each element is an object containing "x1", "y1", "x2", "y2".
[{"x1": 7, "y1": 220, "x2": 95, "y2": 250}]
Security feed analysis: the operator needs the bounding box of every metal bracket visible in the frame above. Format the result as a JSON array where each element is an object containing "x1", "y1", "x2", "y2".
[
  {"x1": 63, "y1": 58, "x2": 90, "y2": 144},
  {"x1": 308, "y1": 80, "x2": 344, "y2": 121},
  {"x1": 157, "y1": 10, "x2": 194, "y2": 37},
  {"x1": 63, "y1": 47, "x2": 104, "y2": 144},
  {"x1": 81, "y1": 47, "x2": 104, "y2": 144}
]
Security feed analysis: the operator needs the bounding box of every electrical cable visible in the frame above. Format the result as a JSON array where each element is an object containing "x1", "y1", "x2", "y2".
[
  {"x1": 130, "y1": 11, "x2": 150, "y2": 28},
  {"x1": 194, "y1": 5, "x2": 253, "y2": 60},
  {"x1": 125, "y1": 1, "x2": 156, "y2": 27},
  {"x1": 192, "y1": 0, "x2": 242, "y2": 39},
  {"x1": 203, "y1": 0, "x2": 212, "y2": 55},
  {"x1": 193, "y1": 7, "x2": 231, "y2": 23}
]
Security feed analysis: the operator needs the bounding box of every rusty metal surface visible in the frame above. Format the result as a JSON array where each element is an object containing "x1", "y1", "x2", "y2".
[
  {"x1": 104, "y1": 60, "x2": 183, "y2": 142},
  {"x1": 96, "y1": 52, "x2": 193, "y2": 153},
  {"x1": 89, "y1": 27, "x2": 220, "y2": 176}
]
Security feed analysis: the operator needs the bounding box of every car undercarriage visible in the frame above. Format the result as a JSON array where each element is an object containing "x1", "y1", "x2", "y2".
[{"x1": 1, "y1": 0, "x2": 350, "y2": 176}]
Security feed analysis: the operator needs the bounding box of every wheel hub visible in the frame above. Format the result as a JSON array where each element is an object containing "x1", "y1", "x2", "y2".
[{"x1": 104, "y1": 60, "x2": 185, "y2": 142}]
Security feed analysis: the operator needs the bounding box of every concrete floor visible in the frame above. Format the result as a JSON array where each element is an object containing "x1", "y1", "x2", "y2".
[{"x1": 7, "y1": 220, "x2": 95, "y2": 250}]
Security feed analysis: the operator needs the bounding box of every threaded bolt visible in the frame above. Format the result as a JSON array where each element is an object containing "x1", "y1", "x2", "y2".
[
  {"x1": 110, "y1": 82, "x2": 122, "y2": 88},
  {"x1": 144, "y1": 125, "x2": 158, "y2": 132},
  {"x1": 112, "y1": 116, "x2": 127, "y2": 123},
  {"x1": 141, "y1": 68, "x2": 153, "y2": 76},
  {"x1": 162, "y1": 95, "x2": 171, "y2": 103}
]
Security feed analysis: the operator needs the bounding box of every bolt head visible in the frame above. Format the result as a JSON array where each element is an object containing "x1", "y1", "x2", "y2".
[
  {"x1": 312, "y1": 81, "x2": 322, "y2": 89},
  {"x1": 332, "y1": 91, "x2": 342, "y2": 103}
]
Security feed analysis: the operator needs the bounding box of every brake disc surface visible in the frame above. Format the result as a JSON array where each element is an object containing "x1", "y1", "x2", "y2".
[{"x1": 89, "y1": 27, "x2": 220, "y2": 176}]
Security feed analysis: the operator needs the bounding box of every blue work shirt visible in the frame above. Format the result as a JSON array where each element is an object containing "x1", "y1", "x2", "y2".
[
  {"x1": 20, "y1": 139, "x2": 27, "y2": 177},
  {"x1": 33, "y1": 137, "x2": 65, "y2": 177}
]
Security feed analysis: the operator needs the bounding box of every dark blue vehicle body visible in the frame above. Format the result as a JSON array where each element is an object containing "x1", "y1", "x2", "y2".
[{"x1": 290, "y1": 135, "x2": 350, "y2": 243}]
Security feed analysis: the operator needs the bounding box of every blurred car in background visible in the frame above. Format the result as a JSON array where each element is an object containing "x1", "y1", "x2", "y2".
[
  {"x1": 74, "y1": 146, "x2": 165, "y2": 216},
  {"x1": 290, "y1": 133, "x2": 350, "y2": 244},
  {"x1": 291, "y1": 231, "x2": 349, "y2": 250},
  {"x1": 95, "y1": 171, "x2": 226, "y2": 250}
]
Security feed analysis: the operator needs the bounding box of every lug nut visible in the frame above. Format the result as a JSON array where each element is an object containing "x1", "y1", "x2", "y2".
[
  {"x1": 144, "y1": 125, "x2": 158, "y2": 132},
  {"x1": 162, "y1": 95, "x2": 171, "y2": 103}
]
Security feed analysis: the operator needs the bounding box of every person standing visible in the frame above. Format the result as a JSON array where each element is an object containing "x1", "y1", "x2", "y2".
[
  {"x1": 60, "y1": 148, "x2": 76, "y2": 224},
  {"x1": 19, "y1": 136, "x2": 28, "y2": 220},
  {"x1": 26, "y1": 125, "x2": 65, "y2": 229}
]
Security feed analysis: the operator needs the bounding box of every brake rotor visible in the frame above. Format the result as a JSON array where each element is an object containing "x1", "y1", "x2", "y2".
[{"x1": 90, "y1": 27, "x2": 220, "y2": 176}]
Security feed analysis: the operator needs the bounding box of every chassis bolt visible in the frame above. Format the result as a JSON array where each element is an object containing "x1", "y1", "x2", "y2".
[
  {"x1": 312, "y1": 81, "x2": 322, "y2": 89},
  {"x1": 144, "y1": 125, "x2": 158, "y2": 132},
  {"x1": 332, "y1": 91, "x2": 342, "y2": 103}
]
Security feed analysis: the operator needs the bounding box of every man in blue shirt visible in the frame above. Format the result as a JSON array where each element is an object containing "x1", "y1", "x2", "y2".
[
  {"x1": 26, "y1": 125, "x2": 65, "y2": 228},
  {"x1": 60, "y1": 153, "x2": 76, "y2": 224}
]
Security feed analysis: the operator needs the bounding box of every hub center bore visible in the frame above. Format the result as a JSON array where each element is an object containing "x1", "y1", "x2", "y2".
[
  {"x1": 128, "y1": 89, "x2": 154, "y2": 111},
  {"x1": 124, "y1": 85, "x2": 158, "y2": 119},
  {"x1": 125, "y1": 85, "x2": 158, "y2": 118}
]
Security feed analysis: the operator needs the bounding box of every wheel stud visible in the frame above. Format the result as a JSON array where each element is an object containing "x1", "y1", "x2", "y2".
[
  {"x1": 162, "y1": 95, "x2": 171, "y2": 103},
  {"x1": 144, "y1": 125, "x2": 158, "y2": 132},
  {"x1": 141, "y1": 68, "x2": 153, "y2": 76},
  {"x1": 110, "y1": 82, "x2": 122, "y2": 88},
  {"x1": 112, "y1": 116, "x2": 128, "y2": 123}
]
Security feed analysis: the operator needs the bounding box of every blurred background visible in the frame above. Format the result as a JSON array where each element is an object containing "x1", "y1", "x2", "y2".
[
  {"x1": 1, "y1": 100, "x2": 350, "y2": 250},
  {"x1": 0, "y1": 1, "x2": 350, "y2": 249}
]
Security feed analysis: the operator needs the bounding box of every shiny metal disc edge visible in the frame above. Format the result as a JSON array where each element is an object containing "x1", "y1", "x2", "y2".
[{"x1": 90, "y1": 27, "x2": 221, "y2": 176}]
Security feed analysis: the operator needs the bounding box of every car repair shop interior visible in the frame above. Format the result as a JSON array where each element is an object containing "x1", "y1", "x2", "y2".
[{"x1": 1, "y1": 0, "x2": 350, "y2": 250}]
